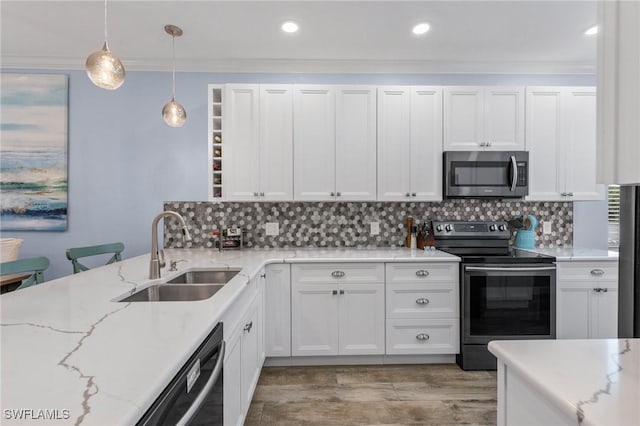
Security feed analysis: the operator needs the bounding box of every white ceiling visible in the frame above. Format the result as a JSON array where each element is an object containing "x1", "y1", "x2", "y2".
[{"x1": 0, "y1": 0, "x2": 598, "y2": 74}]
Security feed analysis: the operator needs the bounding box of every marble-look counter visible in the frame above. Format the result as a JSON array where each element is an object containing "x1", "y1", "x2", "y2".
[
  {"x1": 0, "y1": 248, "x2": 458, "y2": 425},
  {"x1": 526, "y1": 247, "x2": 619, "y2": 261},
  {"x1": 489, "y1": 339, "x2": 640, "y2": 426}
]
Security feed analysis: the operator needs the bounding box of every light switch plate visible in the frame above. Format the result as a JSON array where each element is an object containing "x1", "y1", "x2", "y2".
[
  {"x1": 370, "y1": 222, "x2": 380, "y2": 236},
  {"x1": 542, "y1": 221, "x2": 552, "y2": 234},
  {"x1": 266, "y1": 222, "x2": 279, "y2": 236}
]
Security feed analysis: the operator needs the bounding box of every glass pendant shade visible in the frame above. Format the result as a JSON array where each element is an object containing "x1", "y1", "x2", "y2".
[
  {"x1": 162, "y1": 98, "x2": 187, "y2": 127},
  {"x1": 85, "y1": 41, "x2": 126, "y2": 90}
]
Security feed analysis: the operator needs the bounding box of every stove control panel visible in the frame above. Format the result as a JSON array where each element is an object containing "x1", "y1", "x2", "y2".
[{"x1": 431, "y1": 220, "x2": 511, "y2": 239}]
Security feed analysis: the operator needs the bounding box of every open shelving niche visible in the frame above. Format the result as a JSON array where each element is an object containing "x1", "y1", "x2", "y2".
[{"x1": 208, "y1": 84, "x2": 223, "y2": 200}]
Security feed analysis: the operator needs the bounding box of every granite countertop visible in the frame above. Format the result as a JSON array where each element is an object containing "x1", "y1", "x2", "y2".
[
  {"x1": 0, "y1": 247, "x2": 459, "y2": 425},
  {"x1": 488, "y1": 338, "x2": 639, "y2": 426},
  {"x1": 524, "y1": 247, "x2": 619, "y2": 261}
]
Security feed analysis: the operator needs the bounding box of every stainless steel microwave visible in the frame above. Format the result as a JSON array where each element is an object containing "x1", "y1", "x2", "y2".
[{"x1": 443, "y1": 151, "x2": 529, "y2": 199}]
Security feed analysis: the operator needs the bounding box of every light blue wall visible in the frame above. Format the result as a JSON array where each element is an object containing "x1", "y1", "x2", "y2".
[{"x1": 1, "y1": 70, "x2": 597, "y2": 280}]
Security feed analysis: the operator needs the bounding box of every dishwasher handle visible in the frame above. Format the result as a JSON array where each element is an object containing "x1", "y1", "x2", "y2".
[{"x1": 176, "y1": 341, "x2": 226, "y2": 426}]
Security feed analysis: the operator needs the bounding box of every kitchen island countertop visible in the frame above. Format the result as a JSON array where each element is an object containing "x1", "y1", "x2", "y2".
[{"x1": 0, "y1": 247, "x2": 459, "y2": 425}]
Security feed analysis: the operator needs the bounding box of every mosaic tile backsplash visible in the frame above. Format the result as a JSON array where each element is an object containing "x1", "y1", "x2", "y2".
[{"x1": 164, "y1": 200, "x2": 573, "y2": 249}]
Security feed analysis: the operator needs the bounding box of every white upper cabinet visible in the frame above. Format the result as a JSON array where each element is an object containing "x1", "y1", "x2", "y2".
[
  {"x1": 526, "y1": 87, "x2": 604, "y2": 201},
  {"x1": 294, "y1": 85, "x2": 377, "y2": 201},
  {"x1": 293, "y1": 86, "x2": 336, "y2": 200},
  {"x1": 335, "y1": 86, "x2": 377, "y2": 200},
  {"x1": 223, "y1": 84, "x2": 293, "y2": 201},
  {"x1": 377, "y1": 86, "x2": 443, "y2": 201},
  {"x1": 443, "y1": 86, "x2": 525, "y2": 151}
]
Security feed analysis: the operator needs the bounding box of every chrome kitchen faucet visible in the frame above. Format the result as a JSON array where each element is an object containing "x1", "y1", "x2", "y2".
[{"x1": 149, "y1": 211, "x2": 192, "y2": 279}]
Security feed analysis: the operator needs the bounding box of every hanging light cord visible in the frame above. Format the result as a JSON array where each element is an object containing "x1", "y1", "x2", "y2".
[
  {"x1": 171, "y1": 35, "x2": 176, "y2": 100},
  {"x1": 103, "y1": 0, "x2": 108, "y2": 42}
]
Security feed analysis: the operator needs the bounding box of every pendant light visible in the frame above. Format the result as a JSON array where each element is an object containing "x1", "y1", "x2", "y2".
[
  {"x1": 162, "y1": 24, "x2": 187, "y2": 127},
  {"x1": 85, "y1": 0, "x2": 125, "y2": 90}
]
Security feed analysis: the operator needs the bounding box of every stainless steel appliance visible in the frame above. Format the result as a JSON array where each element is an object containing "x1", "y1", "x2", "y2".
[
  {"x1": 443, "y1": 151, "x2": 529, "y2": 199},
  {"x1": 137, "y1": 323, "x2": 224, "y2": 425},
  {"x1": 619, "y1": 186, "x2": 640, "y2": 338},
  {"x1": 433, "y1": 221, "x2": 556, "y2": 370}
]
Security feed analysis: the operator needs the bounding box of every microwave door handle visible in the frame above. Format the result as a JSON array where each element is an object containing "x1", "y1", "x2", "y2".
[
  {"x1": 510, "y1": 155, "x2": 518, "y2": 192},
  {"x1": 176, "y1": 341, "x2": 226, "y2": 426}
]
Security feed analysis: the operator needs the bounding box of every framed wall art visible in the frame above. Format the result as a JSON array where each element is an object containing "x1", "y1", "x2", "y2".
[{"x1": 0, "y1": 74, "x2": 69, "y2": 231}]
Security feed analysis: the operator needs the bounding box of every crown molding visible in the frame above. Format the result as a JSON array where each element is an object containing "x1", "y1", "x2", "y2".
[{"x1": 0, "y1": 55, "x2": 596, "y2": 75}]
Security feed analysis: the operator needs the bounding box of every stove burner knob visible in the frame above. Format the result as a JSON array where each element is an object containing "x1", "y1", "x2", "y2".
[
  {"x1": 489, "y1": 224, "x2": 497, "y2": 231},
  {"x1": 498, "y1": 224, "x2": 507, "y2": 231},
  {"x1": 445, "y1": 224, "x2": 453, "y2": 232},
  {"x1": 436, "y1": 225, "x2": 443, "y2": 232}
]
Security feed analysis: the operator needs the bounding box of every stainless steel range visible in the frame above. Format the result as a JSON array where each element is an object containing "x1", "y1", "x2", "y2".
[{"x1": 432, "y1": 220, "x2": 556, "y2": 370}]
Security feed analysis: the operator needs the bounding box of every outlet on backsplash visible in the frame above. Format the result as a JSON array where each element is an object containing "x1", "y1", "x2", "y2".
[
  {"x1": 543, "y1": 221, "x2": 552, "y2": 235},
  {"x1": 266, "y1": 222, "x2": 279, "y2": 236},
  {"x1": 370, "y1": 222, "x2": 380, "y2": 236}
]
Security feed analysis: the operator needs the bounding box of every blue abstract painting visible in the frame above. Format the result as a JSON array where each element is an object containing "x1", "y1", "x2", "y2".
[{"x1": 0, "y1": 74, "x2": 68, "y2": 231}]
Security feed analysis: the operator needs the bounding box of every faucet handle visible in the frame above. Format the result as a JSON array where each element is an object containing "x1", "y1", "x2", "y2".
[
  {"x1": 169, "y1": 259, "x2": 186, "y2": 271},
  {"x1": 158, "y1": 249, "x2": 166, "y2": 269}
]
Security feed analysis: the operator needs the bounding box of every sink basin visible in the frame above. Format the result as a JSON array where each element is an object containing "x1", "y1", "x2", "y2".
[
  {"x1": 165, "y1": 269, "x2": 240, "y2": 284},
  {"x1": 119, "y1": 284, "x2": 224, "y2": 302}
]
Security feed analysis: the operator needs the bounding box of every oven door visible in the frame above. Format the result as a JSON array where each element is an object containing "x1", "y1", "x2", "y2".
[
  {"x1": 444, "y1": 151, "x2": 528, "y2": 198},
  {"x1": 462, "y1": 264, "x2": 556, "y2": 344}
]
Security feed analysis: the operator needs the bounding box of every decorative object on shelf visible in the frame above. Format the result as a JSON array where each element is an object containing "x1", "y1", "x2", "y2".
[
  {"x1": 85, "y1": 0, "x2": 125, "y2": 90},
  {"x1": 162, "y1": 24, "x2": 187, "y2": 127},
  {"x1": 0, "y1": 74, "x2": 69, "y2": 231}
]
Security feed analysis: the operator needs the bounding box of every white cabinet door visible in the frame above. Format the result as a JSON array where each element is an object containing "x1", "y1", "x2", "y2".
[
  {"x1": 525, "y1": 88, "x2": 564, "y2": 201},
  {"x1": 444, "y1": 86, "x2": 525, "y2": 151},
  {"x1": 224, "y1": 84, "x2": 260, "y2": 200},
  {"x1": 240, "y1": 295, "x2": 260, "y2": 410},
  {"x1": 338, "y1": 283, "x2": 385, "y2": 355},
  {"x1": 223, "y1": 329, "x2": 243, "y2": 426},
  {"x1": 443, "y1": 87, "x2": 484, "y2": 150},
  {"x1": 410, "y1": 87, "x2": 443, "y2": 200},
  {"x1": 557, "y1": 285, "x2": 591, "y2": 339},
  {"x1": 592, "y1": 287, "x2": 618, "y2": 338},
  {"x1": 377, "y1": 87, "x2": 411, "y2": 201},
  {"x1": 563, "y1": 88, "x2": 605, "y2": 200},
  {"x1": 291, "y1": 284, "x2": 339, "y2": 356},
  {"x1": 335, "y1": 86, "x2": 377, "y2": 200},
  {"x1": 265, "y1": 264, "x2": 291, "y2": 357},
  {"x1": 293, "y1": 86, "x2": 336, "y2": 200},
  {"x1": 259, "y1": 85, "x2": 293, "y2": 200},
  {"x1": 484, "y1": 87, "x2": 525, "y2": 150}
]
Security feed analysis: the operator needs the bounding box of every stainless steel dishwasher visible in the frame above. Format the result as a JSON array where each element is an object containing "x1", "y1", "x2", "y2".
[{"x1": 137, "y1": 323, "x2": 224, "y2": 425}]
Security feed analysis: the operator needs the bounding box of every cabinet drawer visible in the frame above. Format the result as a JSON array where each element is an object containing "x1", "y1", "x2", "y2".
[
  {"x1": 292, "y1": 263, "x2": 384, "y2": 285},
  {"x1": 386, "y1": 319, "x2": 459, "y2": 355},
  {"x1": 386, "y1": 282, "x2": 459, "y2": 319},
  {"x1": 386, "y1": 262, "x2": 458, "y2": 284},
  {"x1": 557, "y1": 261, "x2": 618, "y2": 283}
]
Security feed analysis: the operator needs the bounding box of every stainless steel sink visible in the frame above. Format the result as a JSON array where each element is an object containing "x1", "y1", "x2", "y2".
[
  {"x1": 119, "y1": 284, "x2": 224, "y2": 302},
  {"x1": 165, "y1": 269, "x2": 240, "y2": 284}
]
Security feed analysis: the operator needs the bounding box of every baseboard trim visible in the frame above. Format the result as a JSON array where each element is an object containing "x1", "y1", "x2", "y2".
[{"x1": 264, "y1": 354, "x2": 456, "y2": 367}]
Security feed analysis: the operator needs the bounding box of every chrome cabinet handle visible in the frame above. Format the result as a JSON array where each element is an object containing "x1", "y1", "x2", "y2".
[
  {"x1": 336, "y1": 192, "x2": 341, "y2": 196},
  {"x1": 331, "y1": 271, "x2": 345, "y2": 278},
  {"x1": 416, "y1": 333, "x2": 430, "y2": 341},
  {"x1": 594, "y1": 288, "x2": 609, "y2": 293},
  {"x1": 415, "y1": 298, "x2": 430, "y2": 305},
  {"x1": 332, "y1": 290, "x2": 338, "y2": 295},
  {"x1": 260, "y1": 192, "x2": 265, "y2": 196},
  {"x1": 479, "y1": 142, "x2": 486, "y2": 147},
  {"x1": 330, "y1": 192, "x2": 335, "y2": 196},
  {"x1": 339, "y1": 289, "x2": 345, "y2": 295},
  {"x1": 253, "y1": 192, "x2": 259, "y2": 197},
  {"x1": 415, "y1": 270, "x2": 430, "y2": 277},
  {"x1": 243, "y1": 321, "x2": 253, "y2": 333},
  {"x1": 260, "y1": 273, "x2": 266, "y2": 279},
  {"x1": 411, "y1": 193, "x2": 416, "y2": 197},
  {"x1": 405, "y1": 192, "x2": 411, "y2": 197},
  {"x1": 591, "y1": 269, "x2": 605, "y2": 276},
  {"x1": 567, "y1": 192, "x2": 574, "y2": 196}
]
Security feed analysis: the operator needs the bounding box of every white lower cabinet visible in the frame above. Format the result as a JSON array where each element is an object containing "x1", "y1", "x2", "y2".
[
  {"x1": 556, "y1": 260, "x2": 619, "y2": 339},
  {"x1": 291, "y1": 263, "x2": 385, "y2": 356},
  {"x1": 223, "y1": 275, "x2": 264, "y2": 425},
  {"x1": 385, "y1": 263, "x2": 460, "y2": 355},
  {"x1": 264, "y1": 264, "x2": 291, "y2": 357}
]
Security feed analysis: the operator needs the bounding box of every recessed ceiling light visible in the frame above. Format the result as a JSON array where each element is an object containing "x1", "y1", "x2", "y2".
[
  {"x1": 584, "y1": 25, "x2": 598, "y2": 36},
  {"x1": 282, "y1": 21, "x2": 299, "y2": 33},
  {"x1": 412, "y1": 23, "x2": 431, "y2": 35}
]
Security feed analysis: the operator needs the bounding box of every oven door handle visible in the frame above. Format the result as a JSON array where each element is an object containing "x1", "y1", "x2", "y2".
[
  {"x1": 176, "y1": 340, "x2": 225, "y2": 426},
  {"x1": 465, "y1": 266, "x2": 556, "y2": 272},
  {"x1": 509, "y1": 155, "x2": 518, "y2": 192}
]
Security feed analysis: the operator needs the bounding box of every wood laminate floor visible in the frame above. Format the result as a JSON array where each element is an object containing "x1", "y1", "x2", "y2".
[{"x1": 244, "y1": 364, "x2": 497, "y2": 425}]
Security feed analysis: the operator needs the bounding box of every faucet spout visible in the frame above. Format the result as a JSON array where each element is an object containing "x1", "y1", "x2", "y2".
[{"x1": 150, "y1": 210, "x2": 192, "y2": 279}]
